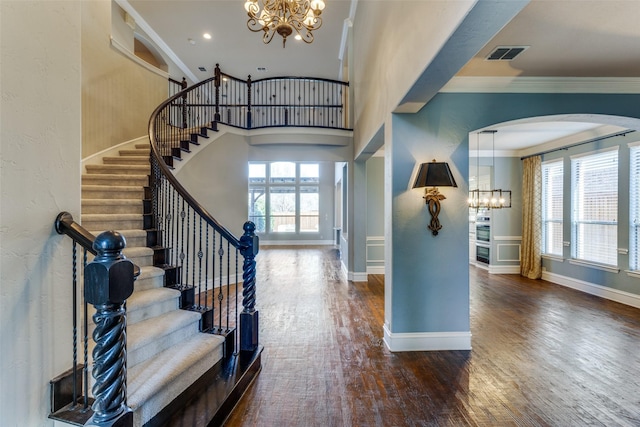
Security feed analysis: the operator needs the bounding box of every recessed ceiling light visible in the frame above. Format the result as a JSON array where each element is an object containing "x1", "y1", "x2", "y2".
[
  {"x1": 294, "y1": 34, "x2": 302, "y2": 41},
  {"x1": 203, "y1": 33, "x2": 212, "y2": 40}
]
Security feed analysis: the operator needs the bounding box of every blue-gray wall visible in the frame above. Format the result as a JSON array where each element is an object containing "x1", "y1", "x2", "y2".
[
  {"x1": 389, "y1": 92, "x2": 640, "y2": 336},
  {"x1": 366, "y1": 156, "x2": 385, "y2": 272}
]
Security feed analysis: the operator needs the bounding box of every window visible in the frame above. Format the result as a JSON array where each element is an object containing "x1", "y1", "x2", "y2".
[
  {"x1": 571, "y1": 148, "x2": 618, "y2": 266},
  {"x1": 630, "y1": 144, "x2": 640, "y2": 271},
  {"x1": 542, "y1": 159, "x2": 563, "y2": 256},
  {"x1": 248, "y1": 162, "x2": 320, "y2": 234}
]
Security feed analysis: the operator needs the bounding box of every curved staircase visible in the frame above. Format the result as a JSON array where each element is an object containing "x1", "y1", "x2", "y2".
[{"x1": 81, "y1": 143, "x2": 225, "y2": 426}]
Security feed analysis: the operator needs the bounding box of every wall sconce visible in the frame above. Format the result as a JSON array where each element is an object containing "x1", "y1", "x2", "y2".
[{"x1": 413, "y1": 159, "x2": 458, "y2": 236}]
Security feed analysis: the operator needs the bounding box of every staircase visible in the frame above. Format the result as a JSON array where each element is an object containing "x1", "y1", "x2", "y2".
[{"x1": 81, "y1": 143, "x2": 226, "y2": 426}]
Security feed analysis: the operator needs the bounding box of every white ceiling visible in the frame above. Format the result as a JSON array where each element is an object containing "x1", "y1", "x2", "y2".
[
  {"x1": 124, "y1": 0, "x2": 353, "y2": 81},
  {"x1": 121, "y1": 0, "x2": 640, "y2": 152}
]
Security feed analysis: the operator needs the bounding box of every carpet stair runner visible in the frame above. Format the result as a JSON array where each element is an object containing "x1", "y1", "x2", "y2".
[{"x1": 81, "y1": 143, "x2": 225, "y2": 426}]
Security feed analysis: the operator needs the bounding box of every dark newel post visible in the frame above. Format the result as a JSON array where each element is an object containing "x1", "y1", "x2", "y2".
[
  {"x1": 246, "y1": 75, "x2": 252, "y2": 129},
  {"x1": 181, "y1": 77, "x2": 188, "y2": 129},
  {"x1": 214, "y1": 64, "x2": 221, "y2": 122},
  {"x1": 239, "y1": 221, "x2": 259, "y2": 352},
  {"x1": 84, "y1": 231, "x2": 134, "y2": 427}
]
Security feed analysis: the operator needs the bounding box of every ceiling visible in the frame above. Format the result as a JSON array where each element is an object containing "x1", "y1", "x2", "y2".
[
  {"x1": 121, "y1": 0, "x2": 640, "y2": 152},
  {"x1": 124, "y1": 0, "x2": 353, "y2": 81}
]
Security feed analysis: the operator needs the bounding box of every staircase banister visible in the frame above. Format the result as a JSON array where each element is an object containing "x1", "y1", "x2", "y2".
[
  {"x1": 55, "y1": 211, "x2": 97, "y2": 255},
  {"x1": 148, "y1": 88, "x2": 243, "y2": 250},
  {"x1": 250, "y1": 76, "x2": 349, "y2": 86},
  {"x1": 218, "y1": 71, "x2": 349, "y2": 87}
]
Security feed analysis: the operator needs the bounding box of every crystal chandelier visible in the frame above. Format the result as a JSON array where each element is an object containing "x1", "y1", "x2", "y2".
[{"x1": 244, "y1": 0, "x2": 326, "y2": 48}]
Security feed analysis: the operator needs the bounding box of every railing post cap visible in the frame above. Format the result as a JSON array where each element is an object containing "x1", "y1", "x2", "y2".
[
  {"x1": 93, "y1": 231, "x2": 126, "y2": 255},
  {"x1": 243, "y1": 221, "x2": 256, "y2": 234}
]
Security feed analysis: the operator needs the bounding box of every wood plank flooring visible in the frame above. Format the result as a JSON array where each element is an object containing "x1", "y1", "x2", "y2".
[{"x1": 223, "y1": 246, "x2": 640, "y2": 427}]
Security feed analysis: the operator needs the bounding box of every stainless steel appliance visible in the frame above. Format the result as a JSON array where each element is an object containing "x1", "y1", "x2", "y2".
[
  {"x1": 475, "y1": 213, "x2": 490, "y2": 263},
  {"x1": 476, "y1": 243, "x2": 490, "y2": 264}
]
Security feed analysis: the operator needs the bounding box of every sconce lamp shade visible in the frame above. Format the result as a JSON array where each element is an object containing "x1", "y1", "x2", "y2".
[
  {"x1": 413, "y1": 160, "x2": 457, "y2": 236},
  {"x1": 413, "y1": 160, "x2": 458, "y2": 189}
]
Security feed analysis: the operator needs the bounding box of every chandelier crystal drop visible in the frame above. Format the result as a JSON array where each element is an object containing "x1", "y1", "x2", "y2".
[{"x1": 244, "y1": 0, "x2": 326, "y2": 48}]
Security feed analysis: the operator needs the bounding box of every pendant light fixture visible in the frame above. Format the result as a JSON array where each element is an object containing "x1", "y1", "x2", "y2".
[{"x1": 468, "y1": 130, "x2": 511, "y2": 210}]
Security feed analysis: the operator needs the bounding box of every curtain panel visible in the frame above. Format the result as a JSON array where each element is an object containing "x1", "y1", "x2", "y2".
[{"x1": 521, "y1": 156, "x2": 542, "y2": 279}]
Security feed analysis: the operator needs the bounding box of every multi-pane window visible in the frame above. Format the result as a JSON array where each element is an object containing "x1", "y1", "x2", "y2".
[
  {"x1": 571, "y1": 148, "x2": 618, "y2": 266},
  {"x1": 542, "y1": 159, "x2": 564, "y2": 256},
  {"x1": 630, "y1": 144, "x2": 640, "y2": 271},
  {"x1": 248, "y1": 162, "x2": 320, "y2": 234}
]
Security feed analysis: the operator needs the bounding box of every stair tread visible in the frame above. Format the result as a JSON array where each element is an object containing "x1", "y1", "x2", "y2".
[
  {"x1": 127, "y1": 333, "x2": 225, "y2": 410},
  {"x1": 127, "y1": 287, "x2": 180, "y2": 313},
  {"x1": 128, "y1": 309, "x2": 200, "y2": 348}
]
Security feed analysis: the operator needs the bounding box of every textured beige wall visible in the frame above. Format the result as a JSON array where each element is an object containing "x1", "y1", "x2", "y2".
[
  {"x1": 0, "y1": 1, "x2": 82, "y2": 425},
  {"x1": 350, "y1": 1, "x2": 474, "y2": 156},
  {"x1": 82, "y1": 0, "x2": 166, "y2": 157}
]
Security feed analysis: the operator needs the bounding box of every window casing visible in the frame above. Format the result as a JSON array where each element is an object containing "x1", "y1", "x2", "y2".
[
  {"x1": 248, "y1": 162, "x2": 320, "y2": 234},
  {"x1": 542, "y1": 159, "x2": 564, "y2": 256},
  {"x1": 630, "y1": 144, "x2": 640, "y2": 271},
  {"x1": 571, "y1": 148, "x2": 618, "y2": 266}
]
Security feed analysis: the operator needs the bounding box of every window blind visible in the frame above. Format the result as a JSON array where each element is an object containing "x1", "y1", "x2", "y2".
[
  {"x1": 542, "y1": 160, "x2": 563, "y2": 256},
  {"x1": 571, "y1": 148, "x2": 618, "y2": 266},
  {"x1": 630, "y1": 145, "x2": 640, "y2": 270}
]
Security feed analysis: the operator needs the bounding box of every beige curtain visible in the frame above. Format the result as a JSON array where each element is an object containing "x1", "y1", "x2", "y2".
[{"x1": 521, "y1": 156, "x2": 542, "y2": 279}]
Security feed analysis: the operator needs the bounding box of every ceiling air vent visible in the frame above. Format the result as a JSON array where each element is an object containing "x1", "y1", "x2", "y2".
[
  {"x1": 198, "y1": 66, "x2": 206, "y2": 72},
  {"x1": 486, "y1": 46, "x2": 529, "y2": 61}
]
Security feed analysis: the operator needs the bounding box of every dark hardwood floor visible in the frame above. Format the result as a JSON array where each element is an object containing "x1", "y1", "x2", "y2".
[{"x1": 223, "y1": 246, "x2": 640, "y2": 426}]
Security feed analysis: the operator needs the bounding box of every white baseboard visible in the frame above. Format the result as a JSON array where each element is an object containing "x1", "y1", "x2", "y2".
[
  {"x1": 259, "y1": 240, "x2": 334, "y2": 246},
  {"x1": 383, "y1": 324, "x2": 472, "y2": 352},
  {"x1": 542, "y1": 271, "x2": 640, "y2": 309},
  {"x1": 351, "y1": 272, "x2": 368, "y2": 282},
  {"x1": 489, "y1": 265, "x2": 520, "y2": 274},
  {"x1": 366, "y1": 266, "x2": 385, "y2": 275}
]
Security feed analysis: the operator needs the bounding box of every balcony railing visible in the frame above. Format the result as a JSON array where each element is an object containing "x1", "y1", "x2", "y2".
[{"x1": 164, "y1": 64, "x2": 350, "y2": 133}]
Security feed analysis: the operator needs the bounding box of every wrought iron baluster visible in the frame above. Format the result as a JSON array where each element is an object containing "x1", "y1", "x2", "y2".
[
  {"x1": 235, "y1": 247, "x2": 239, "y2": 353},
  {"x1": 226, "y1": 240, "x2": 231, "y2": 332},
  {"x1": 192, "y1": 209, "x2": 196, "y2": 292},
  {"x1": 210, "y1": 230, "x2": 216, "y2": 331},
  {"x1": 217, "y1": 238, "x2": 224, "y2": 333},
  {"x1": 197, "y1": 217, "x2": 203, "y2": 308},
  {"x1": 83, "y1": 249, "x2": 89, "y2": 409},
  {"x1": 180, "y1": 199, "x2": 186, "y2": 286},
  {"x1": 72, "y1": 241, "x2": 78, "y2": 408}
]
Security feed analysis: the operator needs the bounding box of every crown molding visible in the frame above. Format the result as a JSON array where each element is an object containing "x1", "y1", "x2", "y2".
[{"x1": 440, "y1": 76, "x2": 640, "y2": 94}]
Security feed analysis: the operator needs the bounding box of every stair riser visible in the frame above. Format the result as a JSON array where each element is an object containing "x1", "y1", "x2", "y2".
[
  {"x1": 82, "y1": 176, "x2": 148, "y2": 186},
  {"x1": 86, "y1": 165, "x2": 150, "y2": 175},
  {"x1": 135, "y1": 272, "x2": 165, "y2": 292},
  {"x1": 131, "y1": 341, "x2": 224, "y2": 427},
  {"x1": 81, "y1": 218, "x2": 143, "y2": 231},
  {"x1": 126, "y1": 253, "x2": 154, "y2": 267},
  {"x1": 120, "y1": 150, "x2": 150, "y2": 157},
  {"x1": 121, "y1": 234, "x2": 148, "y2": 248},
  {"x1": 82, "y1": 204, "x2": 143, "y2": 215},
  {"x1": 103, "y1": 157, "x2": 150, "y2": 165},
  {"x1": 127, "y1": 318, "x2": 200, "y2": 370},
  {"x1": 128, "y1": 297, "x2": 180, "y2": 325},
  {"x1": 82, "y1": 188, "x2": 145, "y2": 199}
]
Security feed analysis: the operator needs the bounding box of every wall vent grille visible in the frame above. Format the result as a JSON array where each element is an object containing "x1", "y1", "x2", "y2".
[{"x1": 486, "y1": 46, "x2": 529, "y2": 61}]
